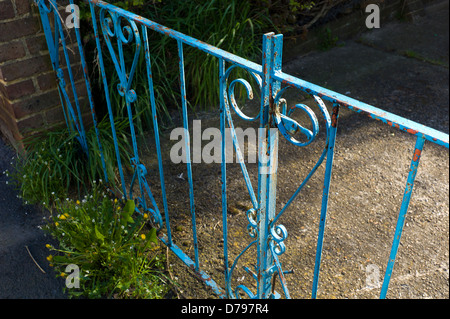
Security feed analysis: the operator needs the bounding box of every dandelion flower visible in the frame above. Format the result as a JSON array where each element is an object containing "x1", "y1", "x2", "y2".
[
  {"x1": 45, "y1": 244, "x2": 52, "y2": 249},
  {"x1": 76, "y1": 200, "x2": 81, "y2": 205},
  {"x1": 60, "y1": 272, "x2": 66, "y2": 278},
  {"x1": 59, "y1": 214, "x2": 66, "y2": 220},
  {"x1": 114, "y1": 198, "x2": 118, "y2": 204},
  {"x1": 55, "y1": 222, "x2": 59, "y2": 227},
  {"x1": 143, "y1": 213, "x2": 148, "y2": 219},
  {"x1": 140, "y1": 234, "x2": 146, "y2": 240},
  {"x1": 46, "y1": 255, "x2": 53, "y2": 262}
]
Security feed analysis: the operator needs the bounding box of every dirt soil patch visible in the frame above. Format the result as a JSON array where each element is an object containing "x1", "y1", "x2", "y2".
[{"x1": 136, "y1": 2, "x2": 449, "y2": 299}]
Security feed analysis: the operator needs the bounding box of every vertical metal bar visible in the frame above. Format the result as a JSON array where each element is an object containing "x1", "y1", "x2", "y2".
[
  {"x1": 90, "y1": 3, "x2": 127, "y2": 197},
  {"x1": 256, "y1": 32, "x2": 281, "y2": 299},
  {"x1": 311, "y1": 103, "x2": 340, "y2": 299},
  {"x1": 56, "y1": 85, "x2": 72, "y2": 134},
  {"x1": 177, "y1": 40, "x2": 200, "y2": 271},
  {"x1": 56, "y1": 16, "x2": 87, "y2": 152},
  {"x1": 142, "y1": 25, "x2": 172, "y2": 246},
  {"x1": 223, "y1": 97, "x2": 258, "y2": 209},
  {"x1": 380, "y1": 135, "x2": 426, "y2": 299},
  {"x1": 219, "y1": 57, "x2": 230, "y2": 297},
  {"x1": 37, "y1": 3, "x2": 56, "y2": 68},
  {"x1": 70, "y1": 0, "x2": 108, "y2": 182}
]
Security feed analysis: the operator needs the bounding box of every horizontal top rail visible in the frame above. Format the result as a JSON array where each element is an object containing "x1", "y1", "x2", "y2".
[
  {"x1": 275, "y1": 71, "x2": 450, "y2": 148},
  {"x1": 92, "y1": 0, "x2": 263, "y2": 75},
  {"x1": 91, "y1": 0, "x2": 449, "y2": 149}
]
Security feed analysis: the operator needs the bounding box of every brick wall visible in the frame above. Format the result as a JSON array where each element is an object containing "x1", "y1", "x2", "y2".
[{"x1": 0, "y1": 0, "x2": 90, "y2": 152}]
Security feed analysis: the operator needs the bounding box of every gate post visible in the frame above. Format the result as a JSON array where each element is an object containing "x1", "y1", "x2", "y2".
[{"x1": 256, "y1": 33, "x2": 283, "y2": 299}]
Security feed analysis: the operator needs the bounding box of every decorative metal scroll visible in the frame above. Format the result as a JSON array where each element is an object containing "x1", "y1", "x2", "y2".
[{"x1": 34, "y1": 0, "x2": 449, "y2": 299}]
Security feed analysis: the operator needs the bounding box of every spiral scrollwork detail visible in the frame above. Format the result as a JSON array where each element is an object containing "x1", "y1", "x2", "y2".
[
  {"x1": 270, "y1": 224, "x2": 288, "y2": 256},
  {"x1": 99, "y1": 8, "x2": 141, "y2": 103},
  {"x1": 224, "y1": 65, "x2": 262, "y2": 122},
  {"x1": 246, "y1": 208, "x2": 258, "y2": 239},
  {"x1": 272, "y1": 87, "x2": 332, "y2": 147}
]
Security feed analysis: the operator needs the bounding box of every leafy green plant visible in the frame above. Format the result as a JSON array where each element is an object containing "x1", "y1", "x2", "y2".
[
  {"x1": 318, "y1": 27, "x2": 339, "y2": 51},
  {"x1": 289, "y1": 0, "x2": 315, "y2": 13},
  {"x1": 83, "y1": 0, "x2": 273, "y2": 134},
  {"x1": 144, "y1": 0, "x2": 271, "y2": 110},
  {"x1": 44, "y1": 183, "x2": 171, "y2": 299},
  {"x1": 9, "y1": 117, "x2": 131, "y2": 206}
]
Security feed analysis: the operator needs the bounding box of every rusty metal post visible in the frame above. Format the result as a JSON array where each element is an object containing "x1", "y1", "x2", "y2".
[{"x1": 256, "y1": 33, "x2": 283, "y2": 299}]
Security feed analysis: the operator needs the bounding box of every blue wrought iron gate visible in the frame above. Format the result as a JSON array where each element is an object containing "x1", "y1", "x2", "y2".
[{"x1": 34, "y1": 0, "x2": 449, "y2": 299}]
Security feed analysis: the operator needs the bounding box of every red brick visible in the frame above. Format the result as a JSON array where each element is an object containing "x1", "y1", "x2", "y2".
[
  {"x1": 0, "y1": 101, "x2": 18, "y2": 134},
  {"x1": 25, "y1": 35, "x2": 48, "y2": 55},
  {"x1": 66, "y1": 79, "x2": 87, "y2": 101},
  {"x1": 12, "y1": 89, "x2": 60, "y2": 119},
  {"x1": 0, "y1": 92, "x2": 15, "y2": 116},
  {"x1": 0, "y1": 112, "x2": 22, "y2": 151},
  {"x1": 0, "y1": 40, "x2": 26, "y2": 63},
  {"x1": 38, "y1": 66, "x2": 85, "y2": 94},
  {"x1": 14, "y1": 0, "x2": 32, "y2": 16},
  {"x1": 44, "y1": 105, "x2": 67, "y2": 126},
  {"x1": 0, "y1": 0, "x2": 15, "y2": 20},
  {"x1": 59, "y1": 45, "x2": 82, "y2": 68},
  {"x1": 0, "y1": 55, "x2": 52, "y2": 82},
  {"x1": 17, "y1": 112, "x2": 45, "y2": 133},
  {"x1": 0, "y1": 79, "x2": 35, "y2": 100},
  {"x1": 37, "y1": 72, "x2": 57, "y2": 92},
  {"x1": 0, "y1": 16, "x2": 40, "y2": 43}
]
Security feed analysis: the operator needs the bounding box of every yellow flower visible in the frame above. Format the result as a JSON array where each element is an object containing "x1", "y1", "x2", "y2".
[
  {"x1": 60, "y1": 272, "x2": 66, "y2": 278},
  {"x1": 140, "y1": 234, "x2": 146, "y2": 240},
  {"x1": 46, "y1": 255, "x2": 53, "y2": 262},
  {"x1": 143, "y1": 213, "x2": 148, "y2": 219},
  {"x1": 114, "y1": 198, "x2": 118, "y2": 204},
  {"x1": 55, "y1": 222, "x2": 59, "y2": 227},
  {"x1": 76, "y1": 200, "x2": 81, "y2": 205},
  {"x1": 59, "y1": 214, "x2": 66, "y2": 220},
  {"x1": 45, "y1": 244, "x2": 52, "y2": 249}
]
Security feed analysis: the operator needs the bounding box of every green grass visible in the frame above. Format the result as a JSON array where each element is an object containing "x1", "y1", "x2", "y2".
[
  {"x1": 84, "y1": 0, "x2": 273, "y2": 135},
  {"x1": 44, "y1": 184, "x2": 171, "y2": 299},
  {"x1": 9, "y1": 117, "x2": 132, "y2": 206}
]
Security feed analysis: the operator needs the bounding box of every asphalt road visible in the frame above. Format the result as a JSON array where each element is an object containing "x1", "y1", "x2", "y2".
[{"x1": 0, "y1": 135, "x2": 66, "y2": 298}]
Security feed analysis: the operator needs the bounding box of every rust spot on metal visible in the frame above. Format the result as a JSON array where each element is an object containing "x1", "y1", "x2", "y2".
[
  {"x1": 331, "y1": 105, "x2": 340, "y2": 128},
  {"x1": 413, "y1": 148, "x2": 422, "y2": 162},
  {"x1": 407, "y1": 128, "x2": 419, "y2": 135}
]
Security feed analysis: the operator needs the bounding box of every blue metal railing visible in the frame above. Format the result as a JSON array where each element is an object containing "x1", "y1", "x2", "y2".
[{"x1": 34, "y1": 0, "x2": 449, "y2": 299}]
